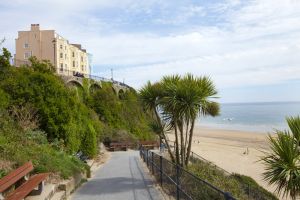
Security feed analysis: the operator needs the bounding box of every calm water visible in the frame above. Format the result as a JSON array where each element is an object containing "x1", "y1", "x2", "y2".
[{"x1": 198, "y1": 102, "x2": 300, "y2": 133}]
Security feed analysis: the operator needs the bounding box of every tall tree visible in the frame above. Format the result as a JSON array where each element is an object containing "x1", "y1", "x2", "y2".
[
  {"x1": 140, "y1": 74, "x2": 219, "y2": 167},
  {"x1": 261, "y1": 116, "x2": 300, "y2": 200},
  {"x1": 139, "y1": 81, "x2": 175, "y2": 162}
]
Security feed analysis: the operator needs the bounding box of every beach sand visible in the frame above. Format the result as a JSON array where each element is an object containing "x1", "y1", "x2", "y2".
[{"x1": 166, "y1": 126, "x2": 286, "y2": 199}]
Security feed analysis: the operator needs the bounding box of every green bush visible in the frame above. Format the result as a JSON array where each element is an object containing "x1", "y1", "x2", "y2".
[
  {"x1": 88, "y1": 84, "x2": 155, "y2": 142},
  {"x1": 0, "y1": 48, "x2": 157, "y2": 180},
  {"x1": 231, "y1": 174, "x2": 278, "y2": 200},
  {"x1": 188, "y1": 160, "x2": 278, "y2": 200},
  {"x1": 0, "y1": 118, "x2": 87, "y2": 179},
  {"x1": 0, "y1": 56, "x2": 103, "y2": 156}
]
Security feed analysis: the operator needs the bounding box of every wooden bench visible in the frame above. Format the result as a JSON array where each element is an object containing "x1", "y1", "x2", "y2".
[
  {"x1": 139, "y1": 141, "x2": 159, "y2": 150},
  {"x1": 0, "y1": 161, "x2": 49, "y2": 200},
  {"x1": 109, "y1": 142, "x2": 133, "y2": 151}
]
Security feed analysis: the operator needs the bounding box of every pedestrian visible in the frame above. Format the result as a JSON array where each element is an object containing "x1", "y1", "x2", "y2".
[{"x1": 160, "y1": 142, "x2": 165, "y2": 153}]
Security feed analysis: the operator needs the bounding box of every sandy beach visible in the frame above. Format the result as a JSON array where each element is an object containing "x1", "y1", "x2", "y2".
[{"x1": 167, "y1": 126, "x2": 283, "y2": 198}]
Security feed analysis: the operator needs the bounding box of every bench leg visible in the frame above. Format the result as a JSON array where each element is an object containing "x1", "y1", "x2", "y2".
[
  {"x1": 29, "y1": 181, "x2": 44, "y2": 196},
  {"x1": 0, "y1": 193, "x2": 4, "y2": 200}
]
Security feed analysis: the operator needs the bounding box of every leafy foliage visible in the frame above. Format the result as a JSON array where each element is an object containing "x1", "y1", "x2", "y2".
[
  {"x1": 0, "y1": 48, "x2": 156, "y2": 179},
  {"x1": 139, "y1": 74, "x2": 220, "y2": 167},
  {"x1": 262, "y1": 116, "x2": 300, "y2": 199},
  {"x1": 189, "y1": 161, "x2": 278, "y2": 200},
  {"x1": 87, "y1": 83, "x2": 155, "y2": 142},
  {"x1": 0, "y1": 54, "x2": 103, "y2": 157},
  {"x1": 0, "y1": 114, "x2": 87, "y2": 179}
]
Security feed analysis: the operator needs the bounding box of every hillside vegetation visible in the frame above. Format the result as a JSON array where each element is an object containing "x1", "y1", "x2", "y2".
[{"x1": 0, "y1": 48, "x2": 155, "y2": 179}]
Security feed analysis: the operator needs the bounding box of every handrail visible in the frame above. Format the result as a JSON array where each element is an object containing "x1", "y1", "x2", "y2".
[
  {"x1": 139, "y1": 148, "x2": 236, "y2": 200},
  {"x1": 165, "y1": 139, "x2": 231, "y2": 175},
  {"x1": 57, "y1": 69, "x2": 132, "y2": 89}
]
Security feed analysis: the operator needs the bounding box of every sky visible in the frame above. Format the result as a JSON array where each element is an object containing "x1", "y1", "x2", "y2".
[{"x1": 1, "y1": 0, "x2": 300, "y2": 103}]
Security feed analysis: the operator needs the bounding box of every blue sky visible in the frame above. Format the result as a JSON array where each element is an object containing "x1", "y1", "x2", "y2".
[{"x1": 1, "y1": 0, "x2": 300, "y2": 103}]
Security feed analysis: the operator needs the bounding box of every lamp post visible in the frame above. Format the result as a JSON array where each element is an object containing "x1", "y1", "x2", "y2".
[{"x1": 111, "y1": 68, "x2": 114, "y2": 81}]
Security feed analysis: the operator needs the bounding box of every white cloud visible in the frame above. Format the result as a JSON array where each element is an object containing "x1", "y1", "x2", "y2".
[{"x1": 1, "y1": 0, "x2": 300, "y2": 102}]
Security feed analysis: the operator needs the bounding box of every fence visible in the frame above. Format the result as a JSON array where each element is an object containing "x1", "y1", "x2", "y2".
[
  {"x1": 57, "y1": 69, "x2": 132, "y2": 88},
  {"x1": 140, "y1": 148, "x2": 236, "y2": 200},
  {"x1": 164, "y1": 140, "x2": 278, "y2": 200},
  {"x1": 166, "y1": 140, "x2": 231, "y2": 175}
]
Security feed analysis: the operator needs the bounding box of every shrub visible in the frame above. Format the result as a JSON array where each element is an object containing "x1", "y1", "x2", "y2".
[
  {"x1": 0, "y1": 119, "x2": 87, "y2": 179},
  {"x1": 231, "y1": 174, "x2": 278, "y2": 200},
  {"x1": 188, "y1": 160, "x2": 278, "y2": 200}
]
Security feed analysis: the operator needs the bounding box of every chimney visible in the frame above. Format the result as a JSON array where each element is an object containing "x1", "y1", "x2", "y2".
[{"x1": 31, "y1": 24, "x2": 40, "y2": 31}]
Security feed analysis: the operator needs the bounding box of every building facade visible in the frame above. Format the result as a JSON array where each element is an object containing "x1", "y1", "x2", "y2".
[{"x1": 15, "y1": 24, "x2": 90, "y2": 76}]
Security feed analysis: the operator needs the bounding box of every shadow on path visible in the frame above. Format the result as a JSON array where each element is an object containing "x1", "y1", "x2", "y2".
[{"x1": 71, "y1": 151, "x2": 162, "y2": 200}]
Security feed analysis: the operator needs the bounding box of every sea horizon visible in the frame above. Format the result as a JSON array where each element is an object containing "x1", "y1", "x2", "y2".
[{"x1": 198, "y1": 101, "x2": 300, "y2": 133}]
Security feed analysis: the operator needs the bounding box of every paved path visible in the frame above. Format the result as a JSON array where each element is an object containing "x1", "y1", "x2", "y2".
[{"x1": 71, "y1": 151, "x2": 163, "y2": 200}]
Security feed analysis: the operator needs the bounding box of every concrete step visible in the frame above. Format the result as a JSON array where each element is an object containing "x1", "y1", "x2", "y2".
[
  {"x1": 25, "y1": 184, "x2": 55, "y2": 200},
  {"x1": 50, "y1": 191, "x2": 66, "y2": 200}
]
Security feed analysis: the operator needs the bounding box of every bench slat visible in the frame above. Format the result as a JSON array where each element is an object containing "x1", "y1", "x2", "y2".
[
  {"x1": 0, "y1": 162, "x2": 33, "y2": 193},
  {"x1": 5, "y1": 173, "x2": 49, "y2": 200}
]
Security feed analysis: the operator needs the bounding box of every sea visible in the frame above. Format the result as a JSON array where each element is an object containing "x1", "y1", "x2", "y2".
[{"x1": 198, "y1": 101, "x2": 300, "y2": 133}]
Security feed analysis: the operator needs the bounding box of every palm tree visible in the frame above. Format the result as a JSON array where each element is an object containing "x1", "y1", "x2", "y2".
[
  {"x1": 140, "y1": 74, "x2": 219, "y2": 167},
  {"x1": 139, "y1": 81, "x2": 175, "y2": 162},
  {"x1": 261, "y1": 116, "x2": 300, "y2": 199}
]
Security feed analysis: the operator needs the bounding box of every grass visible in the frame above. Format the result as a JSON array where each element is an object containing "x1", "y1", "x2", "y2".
[
  {"x1": 0, "y1": 117, "x2": 88, "y2": 179},
  {"x1": 188, "y1": 159, "x2": 278, "y2": 200}
]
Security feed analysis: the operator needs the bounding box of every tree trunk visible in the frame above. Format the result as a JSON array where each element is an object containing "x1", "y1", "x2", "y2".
[
  {"x1": 179, "y1": 119, "x2": 185, "y2": 167},
  {"x1": 154, "y1": 108, "x2": 175, "y2": 162},
  {"x1": 174, "y1": 124, "x2": 180, "y2": 164},
  {"x1": 184, "y1": 119, "x2": 189, "y2": 164},
  {"x1": 185, "y1": 119, "x2": 195, "y2": 166}
]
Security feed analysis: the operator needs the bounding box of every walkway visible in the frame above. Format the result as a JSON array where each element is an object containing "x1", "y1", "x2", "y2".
[{"x1": 71, "y1": 151, "x2": 163, "y2": 200}]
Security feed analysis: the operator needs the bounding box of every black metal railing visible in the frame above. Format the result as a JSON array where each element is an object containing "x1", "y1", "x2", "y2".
[
  {"x1": 166, "y1": 140, "x2": 231, "y2": 175},
  {"x1": 164, "y1": 140, "x2": 278, "y2": 200},
  {"x1": 140, "y1": 148, "x2": 236, "y2": 200},
  {"x1": 57, "y1": 69, "x2": 132, "y2": 88}
]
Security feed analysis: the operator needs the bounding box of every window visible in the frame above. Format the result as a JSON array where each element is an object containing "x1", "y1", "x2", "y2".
[
  {"x1": 73, "y1": 61, "x2": 75, "y2": 68},
  {"x1": 65, "y1": 54, "x2": 67, "y2": 59},
  {"x1": 72, "y1": 52, "x2": 75, "y2": 57},
  {"x1": 65, "y1": 64, "x2": 67, "y2": 70},
  {"x1": 60, "y1": 45, "x2": 63, "y2": 49},
  {"x1": 81, "y1": 65, "x2": 84, "y2": 71},
  {"x1": 24, "y1": 43, "x2": 29, "y2": 48},
  {"x1": 24, "y1": 51, "x2": 31, "y2": 59},
  {"x1": 65, "y1": 46, "x2": 66, "y2": 50},
  {"x1": 81, "y1": 56, "x2": 83, "y2": 62},
  {"x1": 60, "y1": 53, "x2": 63, "y2": 58},
  {"x1": 60, "y1": 63, "x2": 63, "y2": 71}
]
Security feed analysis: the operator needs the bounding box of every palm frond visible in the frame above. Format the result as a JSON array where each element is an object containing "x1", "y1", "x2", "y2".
[{"x1": 262, "y1": 131, "x2": 300, "y2": 199}]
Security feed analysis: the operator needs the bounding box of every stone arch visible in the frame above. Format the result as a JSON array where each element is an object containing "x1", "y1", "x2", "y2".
[
  {"x1": 89, "y1": 82, "x2": 102, "y2": 93},
  {"x1": 118, "y1": 89, "x2": 125, "y2": 99},
  {"x1": 111, "y1": 85, "x2": 119, "y2": 95},
  {"x1": 66, "y1": 80, "x2": 83, "y2": 88}
]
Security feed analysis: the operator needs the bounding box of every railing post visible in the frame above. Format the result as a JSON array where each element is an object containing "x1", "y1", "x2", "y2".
[
  {"x1": 176, "y1": 165, "x2": 180, "y2": 200},
  {"x1": 151, "y1": 152, "x2": 154, "y2": 173},
  {"x1": 146, "y1": 149, "x2": 149, "y2": 167},
  {"x1": 160, "y1": 155, "x2": 163, "y2": 186}
]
